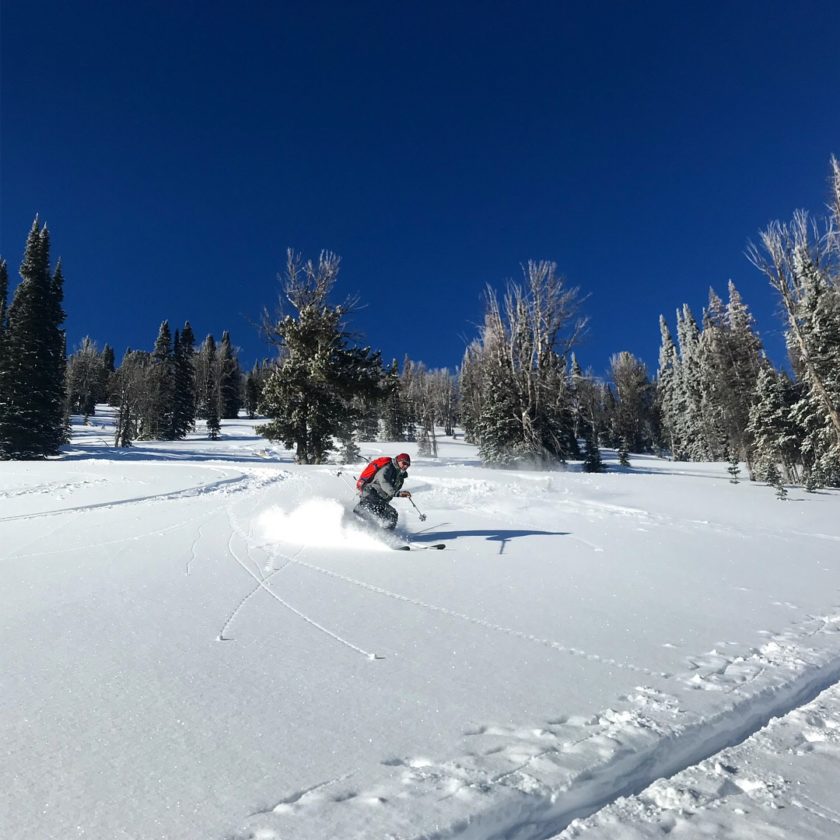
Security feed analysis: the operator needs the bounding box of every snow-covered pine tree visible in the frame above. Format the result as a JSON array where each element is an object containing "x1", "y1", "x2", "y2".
[
  {"x1": 699, "y1": 283, "x2": 765, "y2": 475},
  {"x1": 172, "y1": 322, "x2": 196, "y2": 438},
  {"x1": 655, "y1": 315, "x2": 682, "y2": 458},
  {"x1": 258, "y1": 250, "x2": 384, "y2": 464},
  {"x1": 608, "y1": 351, "x2": 655, "y2": 454},
  {"x1": 403, "y1": 361, "x2": 445, "y2": 457},
  {"x1": 472, "y1": 262, "x2": 584, "y2": 467},
  {"x1": 789, "y1": 257, "x2": 840, "y2": 487},
  {"x1": 338, "y1": 431, "x2": 361, "y2": 464},
  {"x1": 0, "y1": 220, "x2": 67, "y2": 459},
  {"x1": 675, "y1": 305, "x2": 716, "y2": 460},
  {"x1": 458, "y1": 342, "x2": 484, "y2": 444},
  {"x1": 747, "y1": 365, "x2": 801, "y2": 483},
  {"x1": 430, "y1": 368, "x2": 457, "y2": 437},
  {"x1": 416, "y1": 426, "x2": 432, "y2": 457},
  {"x1": 748, "y1": 161, "x2": 840, "y2": 485},
  {"x1": 66, "y1": 337, "x2": 108, "y2": 419},
  {"x1": 473, "y1": 312, "x2": 521, "y2": 466},
  {"x1": 113, "y1": 349, "x2": 150, "y2": 447},
  {"x1": 218, "y1": 331, "x2": 243, "y2": 419}
]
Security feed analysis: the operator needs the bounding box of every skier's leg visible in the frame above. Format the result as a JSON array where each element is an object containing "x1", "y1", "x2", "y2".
[
  {"x1": 381, "y1": 503, "x2": 398, "y2": 530},
  {"x1": 355, "y1": 495, "x2": 393, "y2": 530}
]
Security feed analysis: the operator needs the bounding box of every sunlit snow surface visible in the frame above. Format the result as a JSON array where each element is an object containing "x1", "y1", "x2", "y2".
[{"x1": 2, "y1": 411, "x2": 840, "y2": 840}]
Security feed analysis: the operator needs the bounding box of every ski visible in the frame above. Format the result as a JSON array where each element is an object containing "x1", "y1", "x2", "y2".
[{"x1": 390, "y1": 543, "x2": 445, "y2": 551}]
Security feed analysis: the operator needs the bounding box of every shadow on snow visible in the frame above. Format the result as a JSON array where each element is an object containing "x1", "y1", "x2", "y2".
[{"x1": 410, "y1": 528, "x2": 569, "y2": 545}]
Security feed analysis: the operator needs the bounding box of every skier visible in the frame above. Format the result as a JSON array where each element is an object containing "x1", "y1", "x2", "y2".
[{"x1": 353, "y1": 453, "x2": 412, "y2": 531}]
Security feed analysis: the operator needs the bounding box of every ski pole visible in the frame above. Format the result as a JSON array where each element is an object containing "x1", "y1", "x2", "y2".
[
  {"x1": 334, "y1": 470, "x2": 359, "y2": 497},
  {"x1": 406, "y1": 495, "x2": 427, "y2": 522}
]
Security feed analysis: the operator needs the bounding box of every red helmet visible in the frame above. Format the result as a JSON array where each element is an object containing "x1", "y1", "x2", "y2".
[{"x1": 396, "y1": 453, "x2": 411, "y2": 467}]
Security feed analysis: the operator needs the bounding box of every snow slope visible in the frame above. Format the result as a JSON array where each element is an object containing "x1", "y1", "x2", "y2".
[{"x1": 2, "y1": 412, "x2": 840, "y2": 840}]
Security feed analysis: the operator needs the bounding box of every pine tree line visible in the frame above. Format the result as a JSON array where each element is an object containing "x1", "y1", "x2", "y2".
[
  {"x1": 4, "y1": 159, "x2": 837, "y2": 477},
  {"x1": 111, "y1": 323, "x2": 243, "y2": 446},
  {"x1": 652, "y1": 157, "x2": 840, "y2": 489},
  {"x1": 656, "y1": 281, "x2": 765, "y2": 468}
]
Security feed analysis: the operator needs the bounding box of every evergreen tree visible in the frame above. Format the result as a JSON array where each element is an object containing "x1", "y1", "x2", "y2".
[
  {"x1": 655, "y1": 315, "x2": 682, "y2": 458},
  {"x1": 172, "y1": 322, "x2": 196, "y2": 438},
  {"x1": 258, "y1": 250, "x2": 383, "y2": 464},
  {"x1": 0, "y1": 258, "x2": 8, "y2": 391},
  {"x1": 727, "y1": 455, "x2": 741, "y2": 483},
  {"x1": 102, "y1": 344, "x2": 118, "y2": 405},
  {"x1": 0, "y1": 219, "x2": 67, "y2": 459},
  {"x1": 747, "y1": 366, "x2": 801, "y2": 483},
  {"x1": 699, "y1": 283, "x2": 765, "y2": 473},
  {"x1": 458, "y1": 342, "x2": 484, "y2": 444},
  {"x1": 195, "y1": 334, "x2": 221, "y2": 439},
  {"x1": 113, "y1": 349, "x2": 150, "y2": 447},
  {"x1": 141, "y1": 320, "x2": 176, "y2": 439},
  {"x1": 218, "y1": 330, "x2": 243, "y2": 419},
  {"x1": 66, "y1": 337, "x2": 108, "y2": 419},
  {"x1": 678, "y1": 305, "x2": 718, "y2": 458},
  {"x1": 581, "y1": 429, "x2": 605, "y2": 473},
  {"x1": 416, "y1": 427, "x2": 432, "y2": 457},
  {"x1": 618, "y1": 439, "x2": 631, "y2": 467},
  {"x1": 608, "y1": 351, "x2": 655, "y2": 453},
  {"x1": 338, "y1": 431, "x2": 361, "y2": 464},
  {"x1": 748, "y1": 162, "x2": 840, "y2": 485},
  {"x1": 473, "y1": 317, "x2": 521, "y2": 466},
  {"x1": 382, "y1": 360, "x2": 406, "y2": 441},
  {"x1": 470, "y1": 262, "x2": 584, "y2": 467},
  {"x1": 244, "y1": 362, "x2": 267, "y2": 419},
  {"x1": 0, "y1": 257, "x2": 8, "y2": 339}
]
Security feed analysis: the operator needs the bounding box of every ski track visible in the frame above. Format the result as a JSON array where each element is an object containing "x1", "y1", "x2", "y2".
[
  {"x1": 221, "y1": 510, "x2": 380, "y2": 660},
  {"x1": 282, "y1": 556, "x2": 667, "y2": 678},
  {"x1": 0, "y1": 466, "x2": 291, "y2": 523},
  {"x1": 237, "y1": 596, "x2": 840, "y2": 840}
]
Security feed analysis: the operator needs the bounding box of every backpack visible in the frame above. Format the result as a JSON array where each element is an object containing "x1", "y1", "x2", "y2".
[{"x1": 356, "y1": 456, "x2": 392, "y2": 492}]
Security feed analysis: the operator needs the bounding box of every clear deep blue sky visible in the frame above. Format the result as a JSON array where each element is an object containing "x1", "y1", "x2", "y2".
[{"x1": 2, "y1": 1, "x2": 838, "y2": 375}]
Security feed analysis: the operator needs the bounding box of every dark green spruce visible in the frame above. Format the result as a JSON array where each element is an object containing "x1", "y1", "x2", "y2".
[{"x1": 0, "y1": 220, "x2": 67, "y2": 459}]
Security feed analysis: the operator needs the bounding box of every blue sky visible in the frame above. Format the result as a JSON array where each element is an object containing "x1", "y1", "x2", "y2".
[{"x1": 1, "y1": 1, "x2": 838, "y2": 376}]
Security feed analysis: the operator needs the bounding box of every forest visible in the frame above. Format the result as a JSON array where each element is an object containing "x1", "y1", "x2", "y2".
[{"x1": 1, "y1": 158, "x2": 838, "y2": 490}]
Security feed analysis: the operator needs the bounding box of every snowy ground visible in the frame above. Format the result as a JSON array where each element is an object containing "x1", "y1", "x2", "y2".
[{"x1": 2, "y1": 411, "x2": 840, "y2": 840}]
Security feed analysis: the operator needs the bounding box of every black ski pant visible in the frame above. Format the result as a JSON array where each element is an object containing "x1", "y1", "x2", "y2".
[{"x1": 354, "y1": 493, "x2": 398, "y2": 530}]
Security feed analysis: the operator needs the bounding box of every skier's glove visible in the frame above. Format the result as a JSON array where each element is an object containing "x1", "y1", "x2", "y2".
[{"x1": 398, "y1": 491, "x2": 412, "y2": 498}]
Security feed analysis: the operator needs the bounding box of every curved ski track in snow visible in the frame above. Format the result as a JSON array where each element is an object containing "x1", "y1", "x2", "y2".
[{"x1": 0, "y1": 466, "x2": 290, "y2": 523}]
